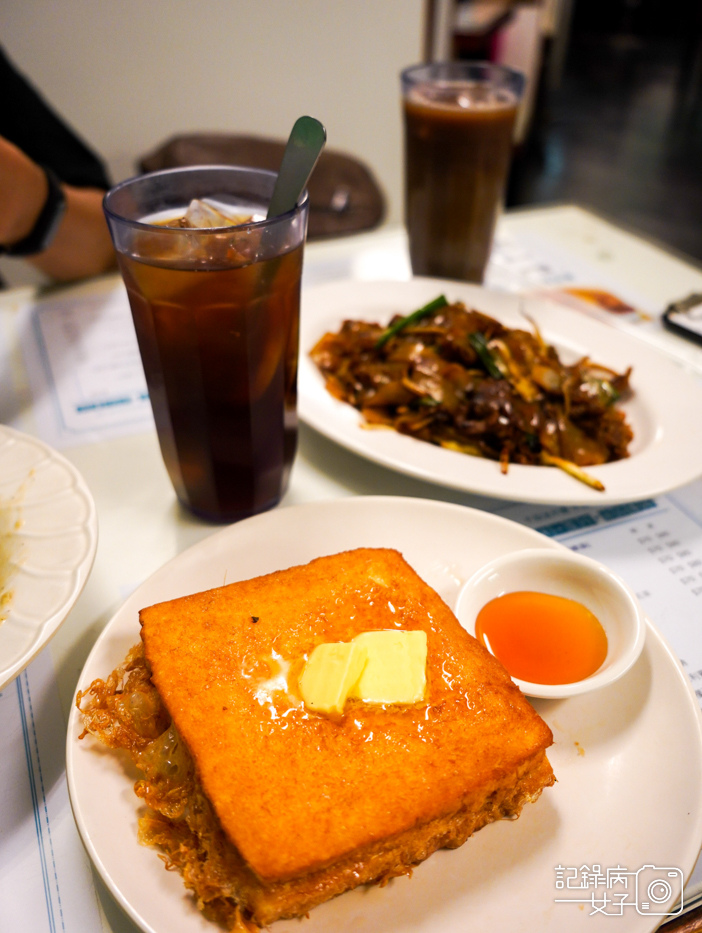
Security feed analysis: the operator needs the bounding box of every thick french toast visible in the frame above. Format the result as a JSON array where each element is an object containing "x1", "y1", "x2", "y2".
[
  {"x1": 138, "y1": 550, "x2": 553, "y2": 900},
  {"x1": 80, "y1": 547, "x2": 554, "y2": 929}
]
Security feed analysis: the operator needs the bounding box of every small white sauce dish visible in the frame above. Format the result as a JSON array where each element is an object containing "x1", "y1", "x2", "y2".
[{"x1": 454, "y1": 547, "x2": 647, "y2": 699}]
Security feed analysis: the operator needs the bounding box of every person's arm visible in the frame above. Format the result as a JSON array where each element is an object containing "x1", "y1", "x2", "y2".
[{"x1": 0, "y1": 135, "x2": 116, "y2": 282}]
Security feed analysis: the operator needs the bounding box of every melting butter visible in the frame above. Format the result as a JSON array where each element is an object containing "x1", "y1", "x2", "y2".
[
  {"x1": 350, "y1": 630, "x2": 427, "y2": 704},
  {"x1": 299, "y1": 641, "x2": 368, "y2": 716},
  {"x1": 299, "y1": 630, "x2": 427, "y2": 715}
]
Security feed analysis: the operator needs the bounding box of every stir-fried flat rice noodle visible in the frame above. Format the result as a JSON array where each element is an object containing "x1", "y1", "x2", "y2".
[{"x1": 310, "y1": 298, "x2": 633, "y2": 490}]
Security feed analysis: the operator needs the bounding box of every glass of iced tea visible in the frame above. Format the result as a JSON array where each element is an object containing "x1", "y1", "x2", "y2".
[
  {"x1": 401, "y1": 61, "x2": 525, "y2": 283},
  {"x1": 104, "y1": 166, "x2": 309, "y2": 523}
]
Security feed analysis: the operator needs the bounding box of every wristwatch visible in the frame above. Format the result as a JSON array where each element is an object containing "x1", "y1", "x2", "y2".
[{"x1": 1, "y1": 165, "x2": 67, "y2": 256}]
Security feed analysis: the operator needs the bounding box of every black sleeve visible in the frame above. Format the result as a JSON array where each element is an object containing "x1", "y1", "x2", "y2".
[{"x1": 1, "y1": 46, "x2": 111, "y2": 190}]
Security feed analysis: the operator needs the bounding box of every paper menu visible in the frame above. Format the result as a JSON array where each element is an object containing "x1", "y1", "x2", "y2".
[
  {"x1": 486, "y1": 229, "x2": 702, "y2": 377},
  {"x1": 16, "y1": 287, "x2": 153, "y2": 450},
  {"x1": 486, "y1": 227, "x2": 659, "y2": 320},
  {"x1": 0, "y1": 649, "x2": 103, "y2": 933}
]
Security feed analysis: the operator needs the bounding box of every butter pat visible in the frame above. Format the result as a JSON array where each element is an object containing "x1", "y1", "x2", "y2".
[
  {"x1": 349, "y1": 630, "x2": 427, "y2": 704},
  {"x1": 299, "y1": 641, "x2": 368, "y2": 716}
]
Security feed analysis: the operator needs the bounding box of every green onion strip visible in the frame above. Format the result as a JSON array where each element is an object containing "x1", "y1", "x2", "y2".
[{"x1": 374, "y1": 295, "x2": 449, "y2": 349}]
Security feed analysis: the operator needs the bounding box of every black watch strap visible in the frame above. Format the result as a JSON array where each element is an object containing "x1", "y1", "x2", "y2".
[{"x1": 2, "y1": 165, "x2": 67, "y2": 257}]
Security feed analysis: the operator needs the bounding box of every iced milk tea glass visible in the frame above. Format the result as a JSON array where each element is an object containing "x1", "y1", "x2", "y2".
[
  {"x1": 104, "y1": 166, "x2": 309, "y2": 523},
  {"x1": 402, "y1": 62, "x2": 525, "y2": 283}
]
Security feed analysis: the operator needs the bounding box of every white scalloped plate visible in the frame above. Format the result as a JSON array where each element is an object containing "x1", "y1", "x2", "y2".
[
  {"x1": 299, "y1": 279, "x2": 702, "y2": 505},
  {"x1": 0, "y1": 425, "x2": 98, "y2": 689}
]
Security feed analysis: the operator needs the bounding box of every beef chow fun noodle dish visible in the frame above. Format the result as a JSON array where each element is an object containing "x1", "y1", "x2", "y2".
[{"x1": 310, "y1": 296, "x2": 634, "y2": 491}]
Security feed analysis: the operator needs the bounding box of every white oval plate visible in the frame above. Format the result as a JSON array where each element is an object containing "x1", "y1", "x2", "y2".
[
  {"x1": 66, "y1": 497, "x2": 702, "y2": 933},
  {"x1": 0, "y1": 425, "x2": 98, "y2": 690},
  {"x1": 299, "y1": 278, "x2": 702, "y2": 505}
]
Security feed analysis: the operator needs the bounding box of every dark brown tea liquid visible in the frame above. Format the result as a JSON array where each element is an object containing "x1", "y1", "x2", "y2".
[
  {"x1": 404, "y1": 81, "x2": 518, "y2": 283},
  {"x1": 118, "y1": 245, "x2": 302, "y2": 522}
]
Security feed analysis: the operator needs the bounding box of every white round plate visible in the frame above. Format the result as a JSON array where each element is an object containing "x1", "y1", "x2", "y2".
[
  {"x1": 299, "y1": 278, "x2": 702, "y2": 505},
  {"x1": 66, "y1": 497, "x2": 702, "y2": 933},
  {"x1": 0, "y1": 425, "x2": 98, "y2": 690}
]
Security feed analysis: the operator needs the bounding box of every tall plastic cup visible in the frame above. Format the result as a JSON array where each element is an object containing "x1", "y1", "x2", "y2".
[
  {"x1": 104, "y1": 166, "x2": 309, "y2": 523},
  {"x1": 402, "y1": 61, "x2": 525, "y2": 283}
]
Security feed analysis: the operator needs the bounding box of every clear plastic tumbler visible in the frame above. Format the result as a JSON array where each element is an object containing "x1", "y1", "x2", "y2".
[
  {"x1": 104, "y1": 166, "x2": 309, "y2": 522},
  {"x1": 402, "y1": 61, "x2": 525, "y2": 283}
]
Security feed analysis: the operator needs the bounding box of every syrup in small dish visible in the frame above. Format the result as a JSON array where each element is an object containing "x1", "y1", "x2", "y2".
[
  {"x1": 454, "y1": 547, "x2": 646, "y2": 699},
  {"x1": 475, "y1": 591, "x2": 608, "y2": 686}
]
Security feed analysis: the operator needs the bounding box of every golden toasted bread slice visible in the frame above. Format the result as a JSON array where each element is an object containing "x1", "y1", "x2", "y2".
[{"x1": 139, "y1": 547, "x2": 554, "y2": 896}]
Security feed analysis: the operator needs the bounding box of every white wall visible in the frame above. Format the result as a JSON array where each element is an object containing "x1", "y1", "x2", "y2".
[{"x1": 1, "y1": 0, "x2": 424, "y2": 225}]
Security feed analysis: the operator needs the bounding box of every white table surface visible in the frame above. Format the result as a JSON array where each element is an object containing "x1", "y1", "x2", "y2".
[
  {"x1": 31, "y1": 205, "x2": 702, "y2": 718},
  {"x1": 2, "y1": 204, "x2": 702, "y2": 933}
]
